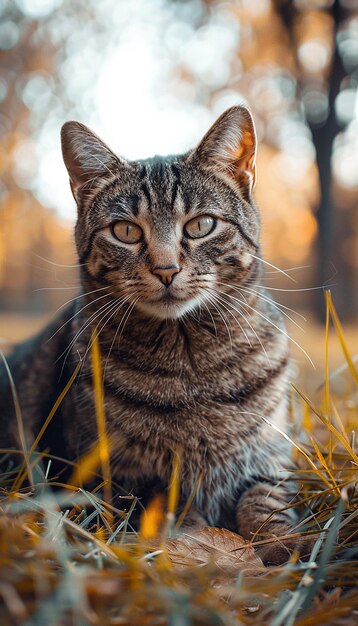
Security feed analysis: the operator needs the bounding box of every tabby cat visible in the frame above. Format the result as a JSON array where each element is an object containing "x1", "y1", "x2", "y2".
[{"x1": 0, "y1": 106, "x2": 308, "y2": 564}]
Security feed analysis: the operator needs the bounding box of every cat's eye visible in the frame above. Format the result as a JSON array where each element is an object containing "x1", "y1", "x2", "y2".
[
  {"x1": 112, "y1": 221, "x2": 143, "y2": 244},
  {"x1": 184, "y1": 215, "x2": 216, "y2": 239}
]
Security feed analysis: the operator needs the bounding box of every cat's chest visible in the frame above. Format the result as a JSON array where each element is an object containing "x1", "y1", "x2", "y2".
[
  {"x1": 70, "y1": 311, "x2": 287, "y2": 486},
  {"x1": 73, "y1": 334, "x2": 272, "y2": 471},
  {"x1": 106, "y1": 392, "x2": 257, "y2": 477}
]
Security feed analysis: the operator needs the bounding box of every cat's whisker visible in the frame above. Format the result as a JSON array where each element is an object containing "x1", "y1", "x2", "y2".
[
  {"x1": 248, "y1": 253, "x2": 297, "y2": 283},
  {"x1": 31, "y1": 253, "x2": 86, "y2": 269},
  {"x1": 198, "y1": 296, "x2": 218, "y2": 337},
  {"x1": 264, "y1": 264, "x2": 311, "y2": 276},
  {"x1": 217, "y1": 281, "x2": 307, "y2": 328},
  {"x1": 213, "y1": 289, "x2": 272, "y2": 366},
  {"x1": 104, "y1": 295, "x2": 137, "y2": 375},
  {"x1": 81, "y1": 295, "x2": 132, "y2": 370},
  {"x1": 116, "y1": 296, "x2": 141, "y2": 345},
  {"x1": 103, "y1": 295, "x2": 141, "y2": 378},
  {"x1": 83, "y1": 294, "x2": 134, "y2": 363},
  {"x1": 203, "y1": 292, "x2": 233, "y2": 353},
  {"x1": 185, "y1": 299, "x2": 201, "y2": 324},
  {"x1": 246, "y1": 292, "x2": 306, "y2": 329},
  {"x1": 241, "y1": 286, "x2": 307, "y2": 322},
  {"x1": 206, "y1": 290, "x2": 252, "y2": 348},
  {"x1": 34, "y1": 286, "x2": 83, "y2": 292},
  {"x1": 219, "y1": 280, "x2": 306, "y2": 320},
  {"x1": 58, "y1": 299, "x2": 119, "y2": 376},
  {"x1": 258, "y1": 285, "x2": 331, "y2": 293},
  {"x1": 263, "y1": 265, "x2": 312, "y2": 285},
  {"x1": 47, "y1": 289, "x2": 111, "y2": 344},
  {"x1": 57, "y1": 296, "x2": 121, "y2": 373},
  {"x1": 218, "y1": 289, "x2": 315, "y2": 368},
  {"x1": 55, "y1": 285, "x2": 109, "y2": 306}
]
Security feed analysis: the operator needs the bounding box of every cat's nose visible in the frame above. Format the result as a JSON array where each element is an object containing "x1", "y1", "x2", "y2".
[{"x1": 152, "y1": 265, "x2": 180, "y2": 287}]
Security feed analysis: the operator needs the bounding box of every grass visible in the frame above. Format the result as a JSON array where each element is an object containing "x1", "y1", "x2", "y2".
[{"x1": 0, "y1": 291, "x2": 357, "y2": 625}]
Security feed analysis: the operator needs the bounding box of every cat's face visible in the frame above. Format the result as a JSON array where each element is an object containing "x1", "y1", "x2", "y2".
[{"x1": 61, "y1": 107, "x2": 259, "y2": 320}]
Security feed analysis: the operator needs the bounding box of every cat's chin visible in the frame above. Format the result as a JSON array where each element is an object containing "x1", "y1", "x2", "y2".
[{"x1": 137, "y1": 298, "x2": 200, "y2": 320}]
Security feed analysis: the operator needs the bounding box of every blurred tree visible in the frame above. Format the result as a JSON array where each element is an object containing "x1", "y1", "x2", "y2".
[
  {"x1": 0, "y1": 0, "x2": 93, "y2": 312},
  {"x1": 276, "y1": 0, "x2": 357, "y2": 320}
]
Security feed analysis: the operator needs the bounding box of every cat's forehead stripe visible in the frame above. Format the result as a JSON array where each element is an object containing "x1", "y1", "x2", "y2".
[
  {"x1": 170, "y1": 179, "x2": 179, "y2": 211},
  {"x1": 138, "y1": 164, "x2": 147, "y2": 180},
  {"x1": 136, "y1": 160, "x2": 187, "y2": 217},
  {"x1": 140, "y1": 182, "x2": 152, "y2": 211},
  {"x1": 129, "y1": 193, "x2": 139, "y2": 216}
]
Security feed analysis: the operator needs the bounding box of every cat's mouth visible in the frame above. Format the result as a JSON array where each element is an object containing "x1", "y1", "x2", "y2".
[
  {"x1": 145, "y1": 288, "x2": 190, "y2": 305},
  {"x1": 157, "y1": 292, "x2": 187, "y2": 304},
  {"x1": 137, "y1": 292, "x2": 200, "y2": 320}
]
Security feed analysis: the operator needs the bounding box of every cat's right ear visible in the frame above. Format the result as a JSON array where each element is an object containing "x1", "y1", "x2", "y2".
[
  {"x1": 61, "y1": 121, "x2": 126, "y2": 203},
  {"x1": 190, "y1": 106, "x2": 257, "y2": 194}
]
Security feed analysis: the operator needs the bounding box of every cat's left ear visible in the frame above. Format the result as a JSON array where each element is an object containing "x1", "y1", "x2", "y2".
[
  {"x1": 61, "y1": 121, "x2": 128, "y2": 203},
  {"x1": 192, "y1": 105, "x2": 257, "y2": 193}
]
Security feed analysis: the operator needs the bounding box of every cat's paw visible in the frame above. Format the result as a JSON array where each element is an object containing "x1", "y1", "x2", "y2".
[
  {"x1": 257, "y1": 534, "x2": 318, "y2": 566},
  {"x1": 177, "y1": 510, "x2": 208, "y2": 532}
]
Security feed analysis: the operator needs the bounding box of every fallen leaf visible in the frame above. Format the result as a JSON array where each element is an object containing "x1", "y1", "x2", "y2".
[{"x1": 165, "y1": 526, "x2": 263, "y2": 571}]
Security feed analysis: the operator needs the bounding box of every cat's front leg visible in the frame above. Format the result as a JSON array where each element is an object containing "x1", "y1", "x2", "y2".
[
  {"x1": 177, "y1": 509, "x2": 208, "y2": 532},
  {"x1": 236, "y1": 479, "x2": 312, "y2": 565}
]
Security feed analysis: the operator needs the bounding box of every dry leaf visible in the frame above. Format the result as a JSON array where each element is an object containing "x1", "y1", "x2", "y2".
[{"x1": 165, "y1": 526, "x2": 263, "y2": 571}]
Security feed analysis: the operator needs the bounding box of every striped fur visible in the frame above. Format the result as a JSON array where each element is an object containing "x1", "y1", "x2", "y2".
[{"x1": 0, "y1": 107, "x2": 301, "y2": 564}]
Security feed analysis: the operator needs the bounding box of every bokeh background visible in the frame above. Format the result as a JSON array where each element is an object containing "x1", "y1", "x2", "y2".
[{"x1": 0, "y1": 0, "x2": 357, "y2": 373}]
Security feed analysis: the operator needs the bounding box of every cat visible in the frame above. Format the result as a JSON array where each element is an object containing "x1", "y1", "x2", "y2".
[{"x1": 0, "y1": 106, "x2": 309, "y2": 564}]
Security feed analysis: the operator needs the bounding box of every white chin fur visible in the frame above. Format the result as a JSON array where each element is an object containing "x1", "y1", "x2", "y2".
[{"x1": 137, "y1": 298, "x2": 200, "y2": 320}]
